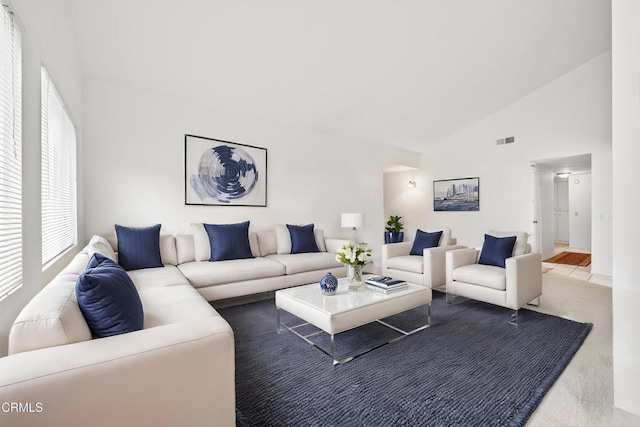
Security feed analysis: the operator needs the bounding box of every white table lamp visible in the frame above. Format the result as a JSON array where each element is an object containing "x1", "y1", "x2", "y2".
[{"x1": 341, "y1": 213, "x2": 364, "y2": 243}]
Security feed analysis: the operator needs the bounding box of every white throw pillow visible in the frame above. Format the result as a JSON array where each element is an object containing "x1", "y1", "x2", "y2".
[
  {"x1": 257, "y1": 231, "x2": 277, "y2": 256},
  {"x1": 86, "y1": 235, "x2": 117, "y2": 261},
  {"x1": 159, "y1": 235, "x2": 178, "y2": 266},
  {"x1": 191, "y1": 223, "x2": 211, "y2": 262},
  {"x1": 314, "y1": 229, "x2": 327, "y2": 252},
  {"x1": 275, "y1": 224, "x2": 292, "y2": 255},
  {"x1": 248, "y1": 232, "x2": 261, "y2": 257},
  {"x1": 175, "y1": 234, "x2": 196, "y2": 264}
]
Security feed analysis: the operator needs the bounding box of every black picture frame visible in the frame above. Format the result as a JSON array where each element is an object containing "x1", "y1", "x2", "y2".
[
  {"x1": 185, "y1": 134, "x2": 267, "y2": 206},
  {"x1": 433, "y1": 177, "x2": 479, "y2": 211}
]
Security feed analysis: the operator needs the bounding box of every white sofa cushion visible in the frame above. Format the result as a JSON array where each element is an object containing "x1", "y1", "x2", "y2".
[
  {"x1": 314, "y1": 229, "x2": 327, "y2": 252},
  {"x1": 452, "y1": 263, "x2": 506, "y2": 291},
  {"x1": 138, "y1": 284, "x2": 218, "y2": 328},
  {"x1": 105, "y1": 232, "x2": 118, "y2": 254},
  {"x1": 159, "y1": 235, "x2": 178, "y2": 266},
  {"x1": 86, "y1": 235, "x2": 117, "y2": 261},
  {"x1": 325, "y1": 237, "x2": 351, "y2": 254},
  {"x1": 439, "y1": 228, "x2": 452, "y2": 246},
  {"x1": 487, "y1": 230, "x2": 528, "y2": 256},
  {"x1": 248, "y1": 232, "x2": 261, "y2": 257},
  {"x1": 9, "y1": 253, "x2": 92, "y2": 355},
  {"x1": 257, "y1": 230, "x2": 278, "y2": 256},
  {"x1": 192, "y1": 223, "x2": 210, "y2": 261},
  {"x1": 126, "y1": 265, "x2": 191, "y2": 292},
  {"x1": 178, "y1": 258, "x2": 285, "y2": 288},
  {"x1": 275, "y1": 224, "x2": 291, "y2": 254},
  {"x1": 386, "y1": 255, "x2": 424, "y2": 274},
  {"x1": 266, "y1": 252, "x2": 342, "y2": 275},
  {"x1": 176, "y1": 234, "x2": 196, "y2": 264}
]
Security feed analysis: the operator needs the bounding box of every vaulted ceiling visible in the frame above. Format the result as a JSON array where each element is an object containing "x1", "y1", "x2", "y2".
[{"x1": 66, "y1": 0, "x2": 611, "y2": 151}]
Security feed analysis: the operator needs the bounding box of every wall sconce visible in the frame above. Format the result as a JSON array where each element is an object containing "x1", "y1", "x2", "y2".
[
  {"x1": 407, "y1": 180, "x2": 416, "y2": 188},
  {"x1": 341, "y1": 213, "x2": 364, "y2": 243}
]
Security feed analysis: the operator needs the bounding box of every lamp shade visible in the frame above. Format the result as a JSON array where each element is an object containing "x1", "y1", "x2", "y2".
[{"x1": 341, "y1": 213, "x2": 364, "y2": 228}]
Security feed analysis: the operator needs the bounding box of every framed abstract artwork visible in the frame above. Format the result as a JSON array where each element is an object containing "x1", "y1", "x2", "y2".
[
  {"x1": 433, "y1": 177, "x2": 479, "y2": 211},
  {"x1": 185, "y1": 134, "x2": 267, "y2": 206}
]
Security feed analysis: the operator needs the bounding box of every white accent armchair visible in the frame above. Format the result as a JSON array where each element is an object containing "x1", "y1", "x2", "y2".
[
  {"x1": 445, "y1": 230, "x2": 542, "y2": 324},
  {"x1": 382, "y1": 228, "x2": 466, "y2": 290}
]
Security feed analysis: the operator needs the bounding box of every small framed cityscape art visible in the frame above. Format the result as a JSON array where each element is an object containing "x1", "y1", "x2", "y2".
[
  {"x1": 185, "y1": 134, "x2": 267, "y2": 206},
  {"x1": 433, "y1": 177, "x2": 479, "y2": 211}
]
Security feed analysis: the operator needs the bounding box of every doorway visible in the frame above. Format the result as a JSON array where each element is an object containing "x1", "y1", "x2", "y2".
[{"x1": 531, "y1": 154, "x2": 592, "y2": 260}]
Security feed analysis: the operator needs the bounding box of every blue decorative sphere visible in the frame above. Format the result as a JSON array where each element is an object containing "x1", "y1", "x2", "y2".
[{"x1": 320, "y1": 273, "x2": 338, "y2": 295}]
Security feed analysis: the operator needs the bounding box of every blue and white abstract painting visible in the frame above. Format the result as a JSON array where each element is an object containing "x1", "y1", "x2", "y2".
[{"x1": 185, "y1": 135, "x2": 267, "y2": 206}]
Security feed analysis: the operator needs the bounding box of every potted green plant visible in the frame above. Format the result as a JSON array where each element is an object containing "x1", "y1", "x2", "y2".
[{"x1": 384, "y1": 215, "x2": 404, "y2": 243}]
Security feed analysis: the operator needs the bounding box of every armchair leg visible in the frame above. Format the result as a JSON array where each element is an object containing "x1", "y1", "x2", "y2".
[
  {"x1": 509, "y1": 310, "x2": 519, "y2": 326},
  {"x1": 527, "y1": 297, "x2": 540, "y2": 307},
  {"x1": 446, "y1": 293, "x2": 469, "y2": 305}
]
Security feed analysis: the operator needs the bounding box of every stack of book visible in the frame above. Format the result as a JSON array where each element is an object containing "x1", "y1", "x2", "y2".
[{"x1": 365, "y1": 276, "x2": 408, "y2": 294}]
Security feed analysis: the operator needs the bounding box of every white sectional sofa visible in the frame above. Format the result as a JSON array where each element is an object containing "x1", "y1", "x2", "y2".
[
  {"x1": 0, "y1": 225, "x2": 349, "y2": 427},
  {"x1": 171, "y1": 225, "x2": 348, "y2": 301}
]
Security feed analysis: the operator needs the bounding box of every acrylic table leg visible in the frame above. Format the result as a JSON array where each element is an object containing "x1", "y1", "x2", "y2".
[
  {"x1": 276, "y1": 308, "x2": 283, "y2": 333},
  {"x1": 331, "y1": 334, "x2": 337, "y2": 366}
]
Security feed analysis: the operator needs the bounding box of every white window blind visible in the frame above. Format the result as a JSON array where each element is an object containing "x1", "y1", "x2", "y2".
[
  {"x1": 41, "y1": 67, "x2": 77, "y2": 266},
  {"x1": 0, "y1": 4, "x2": 22, "y2": 301}
]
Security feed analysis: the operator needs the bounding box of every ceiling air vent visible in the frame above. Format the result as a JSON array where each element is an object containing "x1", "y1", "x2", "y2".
[{"x1": 496, "y1": 136, "x2": 515, "y2": 145}]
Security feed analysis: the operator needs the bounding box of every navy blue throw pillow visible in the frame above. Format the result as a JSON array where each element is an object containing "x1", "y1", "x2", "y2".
[
  {"x1": 287, "y1": 224, "x2": 320, "y2": 254},
  {"x1": 115, "y1": 224, "x2": 163, "y2": 271},
  {"x1": 86, "y1": 252, "x2": 112, "y2": 270},
  {"x1": 478, "y1": 234, "x2": 517, "y2": 268},
  {"x1": 76, "y1": 256, "x2": 144, "y2": 338},
  {"x1": 410, "y1": 230, "x2": 443, "y2": 255},
  {"x1": 203, "y1": 221, "x2": 254, "y2": 262}
]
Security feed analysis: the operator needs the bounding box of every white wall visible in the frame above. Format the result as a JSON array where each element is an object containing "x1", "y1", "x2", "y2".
[
  {"x1": 612, "y1": 0, "x2": 640, "y2": 415},
  {"x1": 83, "y1": 78, "x2": 403, "y2": 264},
  {"x1": 398, "y1": 52, "x2": 612, "y2": 275},
  {"x1": 383, "y1": 169, "x2": 426, "y2": 242},
  {"x1": 591, "y1": 150, "x2": 612, "y2": 276},
  {"x1": 0, "y1": 0, "x2": 84, "y2": 356}
]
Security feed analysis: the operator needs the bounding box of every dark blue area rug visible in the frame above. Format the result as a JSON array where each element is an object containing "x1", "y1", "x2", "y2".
[{"x1": 218, "y1": 291, "x2": 592, "y2": 426}]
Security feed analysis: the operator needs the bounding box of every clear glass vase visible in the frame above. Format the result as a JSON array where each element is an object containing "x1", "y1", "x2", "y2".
[{"x1": 347, "y1": 264, "x2": 363, "y2": 292}]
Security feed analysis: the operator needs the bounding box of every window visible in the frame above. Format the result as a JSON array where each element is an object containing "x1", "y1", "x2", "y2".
[
  {"x1": 0, "y1": 4, "x2": 22, "y2": 301},
  {"x1": 41, "y1": 67, "x2": 77, "y2": 267}
]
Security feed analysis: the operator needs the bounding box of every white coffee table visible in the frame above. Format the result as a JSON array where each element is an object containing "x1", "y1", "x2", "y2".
[{"x1": 275, "y1": 275, "x2": 431, "y2": 365}]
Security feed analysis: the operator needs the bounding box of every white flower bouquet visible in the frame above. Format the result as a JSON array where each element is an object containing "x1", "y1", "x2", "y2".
[{"x1": 335, "y1": 243, "x2": 373, "y2": 267}]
